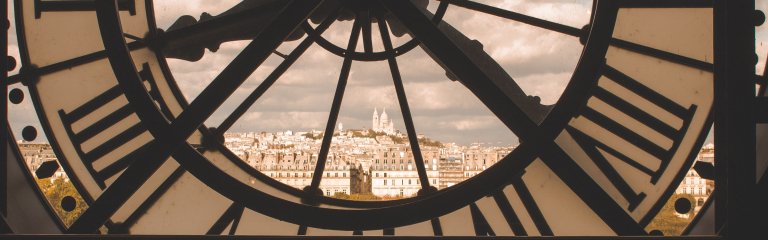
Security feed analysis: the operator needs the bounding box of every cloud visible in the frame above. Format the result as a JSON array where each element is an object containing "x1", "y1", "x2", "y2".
[
  {"x1": 155, "y1": 1, "x2": 595, "y2": 145},
  {"x1": 5, "y1": 0, "x2": 597, "y2": 145}
]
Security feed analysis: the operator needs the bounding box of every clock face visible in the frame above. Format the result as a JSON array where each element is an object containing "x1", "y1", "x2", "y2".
[{"x1": 9, "y1": 0, "x2": 713, "y2": 236}]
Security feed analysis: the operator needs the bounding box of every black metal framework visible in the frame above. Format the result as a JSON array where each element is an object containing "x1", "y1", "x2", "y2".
[
  {"x1": 1, "y1": 0, "x2": 8, "y2": 228},
  {"x1": 713, "y1": 0, "x2": 759, "y2": 238},
  {"x1": 0, "y1": 0, "x2": 762, "y2": 238}
]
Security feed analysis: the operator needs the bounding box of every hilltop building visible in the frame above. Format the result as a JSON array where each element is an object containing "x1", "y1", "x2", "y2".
[{"x1": 372, "y1": 108, "x2": 396, "y2": 135}]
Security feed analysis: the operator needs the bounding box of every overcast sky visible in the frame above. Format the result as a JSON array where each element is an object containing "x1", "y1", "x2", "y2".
[
  {"x1": 152, "y1": 0, "x2": 592, "y2": 146},
  {"x1": 9, "y1": 0, "x2": 763, "y2": 146}
]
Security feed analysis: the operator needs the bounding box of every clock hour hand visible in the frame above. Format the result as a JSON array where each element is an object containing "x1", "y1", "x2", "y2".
[
  {"x1": 158, "y1": 0, "x2": 303, "y2": 62},
  {"x1": 157, "y1": 0, "x2": 417, "y2": 62}
]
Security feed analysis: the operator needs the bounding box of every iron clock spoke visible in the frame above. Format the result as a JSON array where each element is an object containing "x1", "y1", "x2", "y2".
[
  {"x1": 444, "y1": 0, "x2": 713, "y2": 72},
  {"x1": 381, "y1": 0, "x2": 540, "y2": 140},
  {"x1": 308, "y1": 18, "x2": 363, "y2": 192},
  {"x1": 6, "y1": 41, "x2": 144, "y2": 86},
  {"x1": 361, "y1": 10, "x2": 373, "y2": 54},
  {"x1": 377, "y1": 16, "x2": 432, "y2": 191},
  {"x1": 216, "y1": 9, "x2": 341, "y2": 134},
  {"x1": 443, "y1": 0, "x2": 583, "y2": 37},
  {"x1": 614, "y1": 0, "x2": 713, "y2": 8}
]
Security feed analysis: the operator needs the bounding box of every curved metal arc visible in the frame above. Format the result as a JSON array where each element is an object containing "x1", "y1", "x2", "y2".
[
  {"x1": 170, "y1": 137, "x2": 539, "y2": 230},
  {"x1": 75, "y1": 0, "x2": 640, "y2": 233},
  {"x1": 160, "y1": 0, "x2": 620, "y2": 230},
  {"x1": 83, "y1": 1, "x2": 539, "y2": 227},
  {"x1": 301, "y1": 1, "x2": 449, "y2": 62},
  {"x1": 528, "y1": 0, "x2": 656, "y2": 234}
]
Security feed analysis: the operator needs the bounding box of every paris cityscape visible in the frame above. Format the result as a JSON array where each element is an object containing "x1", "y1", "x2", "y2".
[
  {"x1": 223, "y1": 108, "x2": 513, "y2": 198},
  {"x1": 18, "y1": 107, "x2": 714, "y2": 202},
  {"x1": 16, "y1": 107, "x2": 714, "y2": 234}
]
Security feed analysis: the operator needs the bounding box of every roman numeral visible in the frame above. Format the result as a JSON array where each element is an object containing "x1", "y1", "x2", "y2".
[
  {"x1": 57, "y1": 63, "x2": 167, "y2": 189},
  {"x1": 207, "y1": 203, "x2": 245, "y2": 235},
  {"x1": 469, "y1": 203, "x2": 494, "y2": 236},
  {"x1": 494, "y1": 178, "x2": 553, "y2": 236},
  {"x1": 120, "y1": 165, "x2": 186, "y2": 230},
  {"x1": 35, "y1": 0, "x2": 136, "y2": 19},
  {"x1": 565, "y1": 64, "x2": 696, "y2": 211},
  {"x1": 138, "y1": 63, "x2": 174, "y2": 120}
]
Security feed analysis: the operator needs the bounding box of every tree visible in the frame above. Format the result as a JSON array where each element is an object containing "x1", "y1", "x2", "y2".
[
  {"x1": 332, "y1": 192, "x2": 382, "y2": 201},
  {"x1": 418, "y1": 137, "x2": 444, "y2": 147},
  {"x1": 645, "y1": 193, "x2": 697, "y2": 236},
  {"x1": 36, "y1": 178, "x2": 88, "y2": 226},
  {"x1": 389, "y1": 135, "x2": 405, "y2": 144}
]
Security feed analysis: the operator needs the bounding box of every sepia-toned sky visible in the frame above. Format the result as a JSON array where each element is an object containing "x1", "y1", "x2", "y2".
[
  {"x1": 9, "y1": 0, "x2": 764, "y2": 145},
  {"x1": 153, "y1": 0, "x2": 592, "y2": 146}
]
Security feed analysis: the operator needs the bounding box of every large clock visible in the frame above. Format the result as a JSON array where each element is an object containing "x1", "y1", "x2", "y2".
[{"x1": 6, "y1": 0, "x2": 714, "y2": 236}]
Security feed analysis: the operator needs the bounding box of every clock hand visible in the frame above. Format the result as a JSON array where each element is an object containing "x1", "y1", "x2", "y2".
[
  {"x1": 159, "y1": 0, "x2": 297, "y2": 62},
  {"x1": 158, "y1": 0, "x2": 431, "y2": 62}
]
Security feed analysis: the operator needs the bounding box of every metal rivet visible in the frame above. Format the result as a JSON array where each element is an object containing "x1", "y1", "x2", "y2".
[
  {"x1": 9, "y1": 88, "x2": 24, "y2": 104},
  {"x1": 22, "y1": 126, "x2": 37, "y2": 141},
  {"x1": 674, "y1": 197, "x2": 692, "y2": 214},
  {"x1": 7, "y1": 56, "x2": 16, "y2": 71},
  {"x1": 61, "y1": 196, "x2": 77, "y2": 212}
]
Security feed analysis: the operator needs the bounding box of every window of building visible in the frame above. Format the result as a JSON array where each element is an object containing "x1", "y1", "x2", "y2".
[
  {"x1": 384, "y1": 173, "x2": 387, "y2": 177},
  {"x1": 343, "y1": 173, "x2": 346, "y2": 177},
  {"x1": 384, "y1": 180, "x2": 387, "y2": 185},
  {"x1": 697, "y1": 198, "x2": 704, "y2": 206}
]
